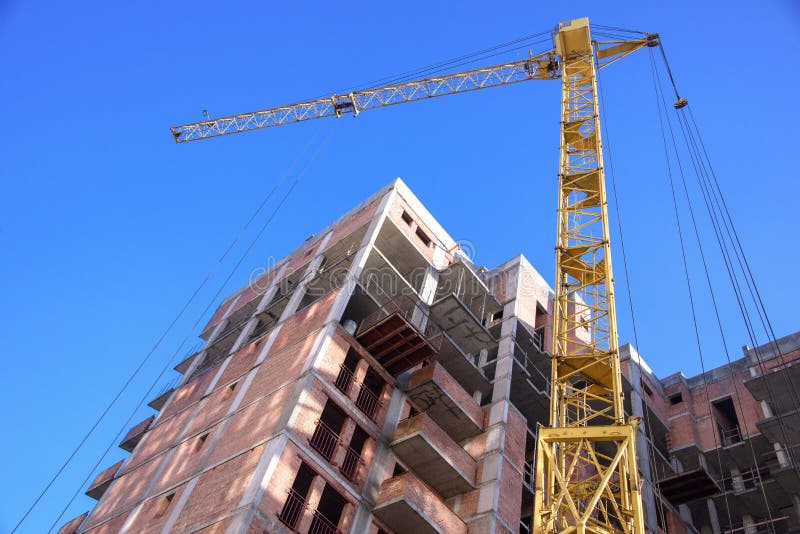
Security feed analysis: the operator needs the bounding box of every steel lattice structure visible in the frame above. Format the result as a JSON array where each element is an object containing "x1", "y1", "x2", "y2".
[
  {"x1": 532, "y1": 19, "x2": 647, "y2": 533},
  {"x1": 171, "y1": 19, "x2": 655, "y2": 532},
  {"x1": 170, "y1": 52, "x2": 557, "y2": 143}
]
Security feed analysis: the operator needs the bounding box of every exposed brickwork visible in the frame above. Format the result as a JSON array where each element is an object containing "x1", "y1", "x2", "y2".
[
  {"x1": 57, "y1": 512, "x2": 87, "y2": 534},
  {"x1": 387, "y1": 195, "x2": 439, "y2": 263},
  {"x1": 172, "y1": 445, "x2": 264, "y2": 532},
  {"x1": 68, "y1": 180, "x2": 798, "y2": 534},
  {"x1": 375, "y1": 471, "x2": 467, "y2": 534},
  {"x1": 83, "y1": 458, "x2": 161, "y2": 530},
  {"x1": 209, "y1": 385, "x2": 293, "y2": 466}
]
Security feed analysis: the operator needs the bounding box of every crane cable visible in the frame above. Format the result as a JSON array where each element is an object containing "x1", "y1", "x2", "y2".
[
  {"x1": 10, "y1": 149, "x2": 287, "y2": 533},
  {"x1": 14, "y1": 122, "x2": 337, "y2": 533},
  {"x1": 312, "y1": 30, "x2": 553, "y2": 102},
  {"x1": 674, "y1": 103, "x2": 800, "y2": 484},
  {"x1": 596, "y1": 71, "x2": 671, "y2": 530},
  {"x1": 656, "y1": 45, "x2": 800, "y2": 475},
  {"x1": 649, "y1": 48, "x2": 737, "y2": 530},
  {"x1": 46, "y1": 122, "x2": 338, "y2": 533},
  {"x1": 679, "y1": 107, "x2": 800, "y2": 422},
  {"x1": 47, "y1": 122, "x2": 339, "y2": 533},
  {"x1": 651, "y1": 50, "x2": 783, "y2": 530}
]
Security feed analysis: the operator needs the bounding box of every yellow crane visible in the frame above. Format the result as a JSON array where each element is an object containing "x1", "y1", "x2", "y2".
[{"x1": 172, "y1": 18, "x2": 657, "y2": 533}]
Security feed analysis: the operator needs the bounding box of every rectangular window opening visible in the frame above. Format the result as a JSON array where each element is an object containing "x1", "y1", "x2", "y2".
[
  {"x1": 156, "y1": 492, "x2": 175, "y2": 518},
  {"x1": 195, "y1": 433, "x2": 209, "y2": 451},
  {"x1": 401, "y1": 210, "x2": 413, "y2": 226},
  {"x1": 669, "y1": 392, "x2": 683, "y2": 405},
  {"x1": 415, "y1": 227, "x2": 431, "y2": 247},
  {"x1": 712, "y1": 397, "x2": 741, "y2": 445}
]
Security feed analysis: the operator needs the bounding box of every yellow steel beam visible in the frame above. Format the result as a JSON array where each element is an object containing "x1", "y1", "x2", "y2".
[{"x1": 532, "y1": 18, "x2": 649, "y2": 533}]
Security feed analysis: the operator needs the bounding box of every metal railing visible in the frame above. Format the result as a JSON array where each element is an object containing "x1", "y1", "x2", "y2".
[
  {"x1": 309, "y1": 509, "x2": 342, "y2": 534},
  {"x1": 512, "y1": 337, "x2": 551, "y2": 394},
  {"x1": 720, "y1": 425, "x2": 743, "y2": 447},
  {"x1": 309, "y1": 420, "x2": 340, "y2": 461},
  {"x1": 334, "y1": 364, "x2": 383, "y2": 422},
  {"x1": 533, "y1": 327, "x2": 545, "y2": 352},
  {"x1": 277, "y1": 488, "x2": 307, "y2": 530},
  {"x1": 340, "y1": 446, "x2": 364, "y2": 482},
  {"x1": 523, "y1": 458, "x2": 534, "y2": 490},
  {"x1": 355, "y1": 384, "x2": 382, "y2": 421},
  {"x1": 334, "y1": 364, "x2": 356, "y2": 395},
  {"x1": 309, "y1": 420, "x2": 366, "y2": 484},
  {"x1": 277, "y1": 488, "x2": 343, "y2": 534}
]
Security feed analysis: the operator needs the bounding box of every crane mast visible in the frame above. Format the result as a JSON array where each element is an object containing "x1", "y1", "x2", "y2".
[
  {"x1": 533, "y1": 18, "x2": 646, "y2": 533},
  {"x1": 171, "y1": 19, "x2": 655, "y2": 532}
]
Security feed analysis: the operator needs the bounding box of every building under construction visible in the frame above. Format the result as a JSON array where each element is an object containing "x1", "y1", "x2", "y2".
[{"x1": 58, "y1": 179, "x2": 800, "y2": 534}]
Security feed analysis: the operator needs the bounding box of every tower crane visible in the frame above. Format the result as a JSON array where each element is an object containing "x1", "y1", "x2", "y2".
[{"x1": 172, "y1": 18, "x2": 658, "y2": 533}]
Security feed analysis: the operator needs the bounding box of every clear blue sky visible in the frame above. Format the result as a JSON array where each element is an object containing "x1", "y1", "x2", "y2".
[{"x1": 2, "y1": 1, "x2": 798, "y2": 531}]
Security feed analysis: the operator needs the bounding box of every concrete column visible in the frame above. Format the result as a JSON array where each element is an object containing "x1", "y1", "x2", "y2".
[
  {"x1": 332, "y1": 418, "x2": 357, "y2": 467},
  {"x1": 625, "y1": 348, "x2": 658, "y2": 533},
  {"x1": 178, "y1": 295, "x2": 242, "y2": 389},
  {"x1": 731, "y1": 467, "x2": 744, "y2": 493},
  {"x1": 349, "y1": 358, "x2": 370, "y2": 404},
  {"x1": 296, "y1": 475, "x2": 327, "y2": 533},
  {"x1": 773, "y1": 441, "x2": 790, "y2": 468},
  {"x1": 412, "y1": 265, "x2": 439, "y2": 329},
  {"x1": 350, "y1": 386, "x2": 407, "y2": 533},
  {"x1": 706, "y1": 498, "x2": 722, "y2": 534},
  {"x1": 760, "y1": 400, "x2": 774, "y2": 418},
  {"x1": 679, "y1": 504, "x2": 693, "y2": 529},
  {"x1": 742, "y1": 514, "x2": 755, "y2": 534},
  {"x1": 793, "y1": 495, "x2": 800, "y2": 526}
]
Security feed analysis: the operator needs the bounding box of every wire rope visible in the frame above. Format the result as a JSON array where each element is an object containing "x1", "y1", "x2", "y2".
[
  {"x1": 649, "y1": 48, "x2": 735, "y2": 530},
  {"x1": 10, "y1": 134, "x2": 302, "y2": 534},
  {"x1": 596, "y1": 67, "x2": 670, "y2": 531}
]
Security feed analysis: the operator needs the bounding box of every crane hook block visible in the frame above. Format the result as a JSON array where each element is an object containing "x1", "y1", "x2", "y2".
[
  {"x1": 645, "y1": 33, "x2": 660, "y2": 47},
  {"x1": 674, "y1": 97, "x2": 688, "y2": 109}
]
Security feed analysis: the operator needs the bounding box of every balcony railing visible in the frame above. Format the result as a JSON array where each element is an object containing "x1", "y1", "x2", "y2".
[
  {"x1": 523, "y1": 459, "x2": 534, "y2": 490},
  {"x1": 309, "y1": 420, "x2": 366, "y2": 484},
  {"x1": 355, "y1": 384, "x2": 382, "y2": 421},
  {"x1": 720, "y1": 425, "x2": 743, "y2": 447},
  {"x1": 334, "y1": 364, "x2": 383, "y2": 422},
  {"x1": 277, "y1": 488, "x2": 307, "y2": 530},
  {"x1": 340, "y1": 445, "x2": 365, "y2": 482},
  {"x1": 357, "y1": 285, "x2": 443, "y2": 352},
  {"x1": 277, "y1": 488, "x2": 343, "y2": 534},
  {"x1": 334, "y1": 364, "x2": 356, "y2": 395},
  {"x1": 533, "y1": 327, "x2": 545, "y2": 352},
  {"x1": 309, "y1": 420, "x2": 340, "y2": 461},
  {"x1": 309, "y1": 509, "x2": 342, "y2": 534}
]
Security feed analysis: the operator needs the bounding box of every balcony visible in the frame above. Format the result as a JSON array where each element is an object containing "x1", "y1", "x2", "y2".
[
  {"x1": 147, "y1": 378, "x2": 178, "y2": 411},
  {"x1": 390, "y1": 413, "x2": 476, "y2": 497},
  {"x1": 374, "y1": 472, "x2": 467, "y2": 534},
  {"x1": 309, "y1": 419, "x2": 366, "y2": 484},
  {"x1": 119, "y1": 415, "x2": 154, "y2": 452},
  {"x1": 431, "y1": 259, "x2": 501, "y2": 357},
  {"x1": 310, "y1": 420, "x2": 340, "y2": 462},
  {"x1": 278, "y1": 488, "x2": 343, "y2": 534},
  {"x1": 743, "y1": 358, "x2": 800, "y2": 415},
  {"x1": 405, "y1": 362, "x2": 483, "y2": 442},
  {"x1": 57, "y1": 512, "x2": 88, "y2": 534},
  {"x1": 657, "y1": 467, "x2": 720, "y2": 506},
  {"x1": 509, "y1": 323, "x2": 551, "y2": 425},
  {"x1": 334, "y1": 364, "x2": 383, "y2": 422},
  {"x1": 355, "y1": 294, "x2": 441, "y2": 376},
  {"x1": 85, "y1": 460, "x2": 123, "y2": 500}
]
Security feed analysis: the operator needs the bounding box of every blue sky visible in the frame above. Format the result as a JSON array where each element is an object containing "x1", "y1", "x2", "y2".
[{"x1": 2, "y1": 1, "x2": 798, "y2": 531}]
